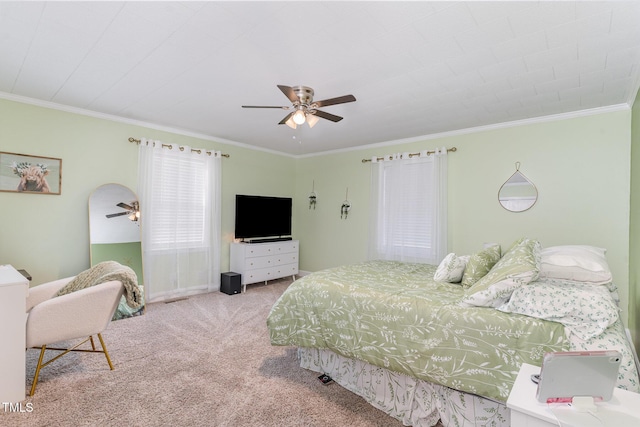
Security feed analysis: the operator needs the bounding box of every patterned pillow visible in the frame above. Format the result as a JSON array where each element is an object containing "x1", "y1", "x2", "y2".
[
  {"x1": 460, "y1": 245, "x2": 501, "y2": 288},
  {"x1": 460, "y1": 238, "x2": 541, "y2": 308},
  {"x1": 434, "y1": 253, "x2": 470, "y2": 283},
  {"x1": 497, "y1": 280, "x2": 619, "y2": 340}
]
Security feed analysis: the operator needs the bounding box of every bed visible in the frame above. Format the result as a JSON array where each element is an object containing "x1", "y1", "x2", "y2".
[{"x1": 266, "y1": 239, "x2": 640, "y2": 426}]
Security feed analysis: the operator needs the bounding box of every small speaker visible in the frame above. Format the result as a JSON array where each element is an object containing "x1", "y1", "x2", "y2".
[{"x1": 221, "y1": 272, "x2": 241, "y2": 295}]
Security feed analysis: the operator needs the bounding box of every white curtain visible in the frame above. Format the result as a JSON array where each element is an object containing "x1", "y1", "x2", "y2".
[
  {"x1": 137, "y1": 138, "x2": 221, "y2": 302},
  {"x1": 368, "y1": 148, "x2": 448, "y2": 264}
]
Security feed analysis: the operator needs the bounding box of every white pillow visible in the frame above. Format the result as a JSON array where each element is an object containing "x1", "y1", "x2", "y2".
[
  {"x1": 434, "y1": 253, "x2": 469, "y2": 283},
  {"x1": 539, "y1": 245, "x2": 612, "y2": 285}
]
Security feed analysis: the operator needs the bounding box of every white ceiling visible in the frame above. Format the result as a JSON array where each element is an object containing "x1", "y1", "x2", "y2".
[{"x1": 2, "y1": 1, "x2": 640, "y2": 156}]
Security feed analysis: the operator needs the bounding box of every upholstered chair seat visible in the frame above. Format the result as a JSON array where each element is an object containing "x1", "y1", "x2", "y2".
[{"x1": 25, "y1": 277, "x2": 124, "y2": 396}]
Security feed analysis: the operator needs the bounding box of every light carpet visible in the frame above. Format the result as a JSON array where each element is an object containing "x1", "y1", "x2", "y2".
[{"x1": 2, "y1": 278, "x2": 422, "y2": 426}]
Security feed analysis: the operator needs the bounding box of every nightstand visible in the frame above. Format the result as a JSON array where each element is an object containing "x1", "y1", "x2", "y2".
[{"x1": 507, "y1": 363, "x2": 640, "y2": 427}]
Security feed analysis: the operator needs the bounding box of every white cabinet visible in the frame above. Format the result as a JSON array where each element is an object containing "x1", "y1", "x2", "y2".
[
  {"x1": 230, "y1": 240, "x2": 299, "y2": 292},
  {"x1": 0, "y1": 265, "x2": 28, "y2": 403}
]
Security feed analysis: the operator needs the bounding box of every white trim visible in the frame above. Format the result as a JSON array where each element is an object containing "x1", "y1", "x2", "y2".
[
  {"x1": 146, "y1": 285, "x2": 213, "y2": 304},
  {"x1": 0, "y1": 91, "x2": 296, "y2": 159},
  {"x1": 299, "y1": 103, "x2": 631, "y2": 159},
  {"x1": 0, "y1": 91, "x2": 630, "y2": 159}
]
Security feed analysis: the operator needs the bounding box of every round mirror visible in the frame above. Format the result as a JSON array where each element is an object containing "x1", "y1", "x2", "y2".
[
  {"x1": 89, "y1": 184, "x2": 145, "y2": 319},
  {"x1": 498, "y1": 168, "x2": 537, "y2": 212}
]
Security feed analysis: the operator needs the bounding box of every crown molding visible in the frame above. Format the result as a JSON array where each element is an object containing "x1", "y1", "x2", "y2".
[
  {"x1": 298, "y1": 103, "x2": 631, "y2": 159},
  {"x1": 0, "y1": 91, "x2": 296, "y2": 158},
  {"x1": 1, "y1": 91, "x2": 630, "y2": 160}
]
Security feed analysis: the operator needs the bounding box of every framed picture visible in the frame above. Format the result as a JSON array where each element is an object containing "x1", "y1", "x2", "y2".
[{"x1": 0, "y1": 152, "x2": 62, "y2": 195}]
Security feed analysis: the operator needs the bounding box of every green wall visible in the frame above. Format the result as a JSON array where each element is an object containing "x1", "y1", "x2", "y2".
[
  {"x1": 1, "y1": 96, "x2": 636, "y2": 338},
  {"x1": 0, "y1": 98, "x2": 295, "y2": 283},
  {"x1": 90, "y1": 242, "x2": 144, "y2": 285},
  {"x1": 296, "y1": 110, "x2": 633, "y2": 328},
  {"x1": 630, "y1": 90, "x2": 640, "y2": 352}
]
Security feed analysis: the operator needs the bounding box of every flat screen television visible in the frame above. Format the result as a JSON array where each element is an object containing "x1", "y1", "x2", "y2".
[{"x1": 235, "y1": 195, "x2": 292, "y2": 241}]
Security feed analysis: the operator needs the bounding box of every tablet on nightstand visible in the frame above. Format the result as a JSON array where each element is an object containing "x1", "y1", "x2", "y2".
[{"x1": 536, "y1": 350, "x2": 621, "y2": 403}]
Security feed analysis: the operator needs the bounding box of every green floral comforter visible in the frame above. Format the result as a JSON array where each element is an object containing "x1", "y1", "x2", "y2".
[{"x1": 267, "y1": 260, "x2": 569, "y2": 402}]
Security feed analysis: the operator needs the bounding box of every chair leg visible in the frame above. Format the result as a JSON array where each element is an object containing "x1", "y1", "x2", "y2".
[
  {"x1": 97, "y1": 333, "x2": 114, "y2": 370},
  {"x1": 28, "y1": 335, "x2": 115, "y2": 395},
  {"x1": 30, "y1": 345, "x2": 47, "y2": 397}
]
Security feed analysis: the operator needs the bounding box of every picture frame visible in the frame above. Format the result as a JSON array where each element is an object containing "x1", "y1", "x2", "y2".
[{"x1": 0, "y1": 151, "x2": 62, "y2": 195}]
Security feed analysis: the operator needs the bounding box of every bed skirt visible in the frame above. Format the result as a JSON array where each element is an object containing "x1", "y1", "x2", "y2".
[{"x1": 298, "y1": 347, "x2": 510, "y2": 427}]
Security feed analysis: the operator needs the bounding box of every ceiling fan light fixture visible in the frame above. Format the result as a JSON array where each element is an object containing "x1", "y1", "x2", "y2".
[
  {"x1": 306, "y1": 113, "x2": 319, "y2": 128},
  {"x1": 293, "y1": 109, "x2": 306, "y2": 125},
  {"x1": 243, "y1": 84, "x2": 356, "y2": 129},
  {"x1": 285, "y1": 116, "x2": 297, "y2": 129}
]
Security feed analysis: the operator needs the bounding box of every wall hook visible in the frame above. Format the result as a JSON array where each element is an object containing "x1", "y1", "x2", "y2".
[
  {"x1": 341, "y1": 187, "x2": 351, "y2": 219},
  {"x1": 309, "y1": 180, "x2": 317, "y2": 210}
]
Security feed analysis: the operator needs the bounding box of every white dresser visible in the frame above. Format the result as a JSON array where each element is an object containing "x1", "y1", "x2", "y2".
[
  {"x1": 0, "y1": 265, "x2": 29, "y2": 403},
  {"x1": 230, "y1": 240, "x2": 299, "y2": 292}
]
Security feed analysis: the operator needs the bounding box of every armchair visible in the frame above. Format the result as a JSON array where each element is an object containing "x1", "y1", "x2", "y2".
[{"x1": 25, "y1": 276, "x2": 124, "y2": 396}]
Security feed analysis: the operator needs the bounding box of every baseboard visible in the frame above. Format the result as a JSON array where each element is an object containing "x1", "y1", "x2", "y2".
[{"x1": 298, "y1": 270, "x2": 311, "y2": 277}]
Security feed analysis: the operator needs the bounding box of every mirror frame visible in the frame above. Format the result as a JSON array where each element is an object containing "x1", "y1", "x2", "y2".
[
  {"x1": 89, "y1": 183, "x2": 145, "y2": 319},
  {"x1": 498, "y1": 165, "x2": 538, "y2": 213}
]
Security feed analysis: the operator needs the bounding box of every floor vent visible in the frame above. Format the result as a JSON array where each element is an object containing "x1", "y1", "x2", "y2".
[{"x1": 164, "y1": 297, "x2": 188, "y2": 304}]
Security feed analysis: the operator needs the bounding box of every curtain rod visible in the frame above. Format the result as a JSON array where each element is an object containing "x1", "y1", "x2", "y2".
[
  {"x1": 128, "y1": 137, "x2": 230, "y2": 158},
  {"x1": 361, "y1": 147, "x2": 457, "y2": 163}
]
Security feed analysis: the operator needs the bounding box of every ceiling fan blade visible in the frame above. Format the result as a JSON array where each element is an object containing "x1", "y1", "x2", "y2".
[
  {"x1": 117, "y1": 202, "x2": 134, "y2": 210},
  {"x1": 278, "y1": 112, "x2": 295, "y2": 125},
  {"x1": 313, "y1": 94, "x2": 356, "y2": 108},
  {"x1": 242, "y1": 105, "x2": 289, "y2": 109},
  {"x1": 313, "y1": 110, "x2": 344, "y2": 123},
  {"x1": 277, "y1": 85, "x2": 299, "y2": 103},
  {"x1": 106, "y1": 211, "x2": 130, "y2": 218}
]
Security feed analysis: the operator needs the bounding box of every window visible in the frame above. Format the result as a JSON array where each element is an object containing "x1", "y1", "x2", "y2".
[
  {"x1": 137, "y1": 140, "x2": 222, "y2": 301},
  {"x1": 147, "y1": 154, "x2": 210, "y2": 250},
  {"x1": 369, "y1": 151, "x2": 447, "y2": 264},
  {"x1": 381, "y1": 160, "x2": 433, "y2": 254}
]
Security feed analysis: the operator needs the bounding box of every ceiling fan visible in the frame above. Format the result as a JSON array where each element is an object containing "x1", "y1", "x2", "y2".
[
  {"x1": 242, "y1": 85, "x2": 356, "y2": 129},
  {"x1": 106, "y1": 201, "x2": 140, "y2": 221}
]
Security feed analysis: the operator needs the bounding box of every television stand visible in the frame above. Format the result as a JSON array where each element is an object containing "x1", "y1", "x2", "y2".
[
  {"x1": 230, "y1": 240, "x2": 299, "y2": 292},
  {"x1": 247, "y1": 237, "x2": 292, "y2": 244}
]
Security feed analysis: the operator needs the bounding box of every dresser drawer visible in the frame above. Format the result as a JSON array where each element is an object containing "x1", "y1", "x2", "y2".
[
  {"x1": 244, "y1": 241, "x2": 298, "y2": 257},
  {"x1": 243, "y1": 263, "x2": 299, "y2": 285},
  {"x1": 244, "y1": 253, "x2": 298, "y2": 270}
]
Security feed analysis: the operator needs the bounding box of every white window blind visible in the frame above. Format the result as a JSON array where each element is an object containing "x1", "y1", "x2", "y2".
[
  {"x1": 148, "y1": 153, "x2": 210, "y2": 250},
  {"x1": 381, "y1": 160, "x2": 433, "y2": 252},
  {"x1": 369, "y1": 150, "x2": 447, "y2": 264}
]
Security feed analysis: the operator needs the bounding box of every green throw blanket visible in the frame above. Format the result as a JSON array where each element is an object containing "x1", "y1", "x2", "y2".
[{"x1": 56, "y1": 261, "x2": 142, "y2": 308}]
